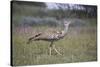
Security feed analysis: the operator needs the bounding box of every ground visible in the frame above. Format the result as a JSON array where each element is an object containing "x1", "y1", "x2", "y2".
[{"x1": 12, "y1": 18, "x2": 97, "y2": 66}]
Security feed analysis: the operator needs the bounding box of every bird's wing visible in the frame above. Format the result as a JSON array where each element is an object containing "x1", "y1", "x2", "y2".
[
  {"x1": 27, "y1": 32, "x2": 42, "y2": 43},
  {"x1": 34, "y1": 31, "x2": 61, "y2": 40}
]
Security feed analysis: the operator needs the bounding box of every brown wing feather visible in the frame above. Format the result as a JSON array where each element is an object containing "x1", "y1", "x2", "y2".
[
  {"x1": 27, "y1": 29, "x2": 62, "y2": 43},
  {"x1": 27, "y1": 32, "x2": 42, "y2": 44},
  {"x1": 33, "y1": 31, "x2": 62, "y2": 41}
]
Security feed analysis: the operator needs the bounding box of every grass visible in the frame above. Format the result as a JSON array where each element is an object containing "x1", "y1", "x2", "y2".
[{"x1": 12, "y1": 19, "x2": 97, "y2": 66}]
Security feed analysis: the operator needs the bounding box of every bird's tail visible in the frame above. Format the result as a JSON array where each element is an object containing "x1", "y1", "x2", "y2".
[
  {"x1": 27, "y1": 33, "x2": 41, "y2": 44},
  {"x1": 27, "y1": 37, "x2": 33, "y2": 44}
]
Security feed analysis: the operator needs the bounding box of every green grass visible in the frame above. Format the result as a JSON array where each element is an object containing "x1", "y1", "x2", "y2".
[{"x1": 12, "y1": 24, "x2": 97, "y2": 66}]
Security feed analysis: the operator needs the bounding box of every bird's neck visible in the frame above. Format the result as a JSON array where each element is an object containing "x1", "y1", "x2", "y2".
[
  {"x1": 63, "y1": 24, "x2": 69, "y2": 35},
  {"x1": 59, "y1": 24, "x2": 70, "y2": 38},
  {"x1": 58, "y1": 23, "x2": 70, "y2": 39}
]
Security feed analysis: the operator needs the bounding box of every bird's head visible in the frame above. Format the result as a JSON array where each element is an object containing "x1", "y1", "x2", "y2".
[{"x1": 63, "y1": 20, "x2": 71, "y2": 27}]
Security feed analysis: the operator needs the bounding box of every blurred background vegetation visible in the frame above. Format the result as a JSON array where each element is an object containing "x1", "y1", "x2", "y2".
[{"x1": 12, "y1": 1, "x2": 97, "y2": 27}]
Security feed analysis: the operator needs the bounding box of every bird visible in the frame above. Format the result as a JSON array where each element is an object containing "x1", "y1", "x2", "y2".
[{"x1": 27, "y1": 20, "x2": 71, "y2": 55}]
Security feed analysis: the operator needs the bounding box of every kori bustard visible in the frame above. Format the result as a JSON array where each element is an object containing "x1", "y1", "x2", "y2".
[{"x1": 27, "y1": 20, "x2": 71, "y2": 55}]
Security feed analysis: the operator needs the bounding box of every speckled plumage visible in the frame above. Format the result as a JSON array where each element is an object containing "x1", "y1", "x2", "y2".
[{"x1": 27, "y1": 20, "x2": 71, "y2": 55}]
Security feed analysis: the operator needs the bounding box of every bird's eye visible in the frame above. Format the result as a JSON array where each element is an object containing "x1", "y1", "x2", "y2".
[{"x1": 64, "y1": 23, "x2": 67, "y2": 24}]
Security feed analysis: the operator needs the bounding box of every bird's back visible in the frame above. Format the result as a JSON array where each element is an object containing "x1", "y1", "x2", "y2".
[{"x1": 34, "y1": 31, "x2": 61, "y2": 41}]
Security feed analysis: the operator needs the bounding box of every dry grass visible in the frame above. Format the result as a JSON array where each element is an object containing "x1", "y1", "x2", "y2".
[{"x1": 12, "y1": 25, "x2": 97, "y2": 66}]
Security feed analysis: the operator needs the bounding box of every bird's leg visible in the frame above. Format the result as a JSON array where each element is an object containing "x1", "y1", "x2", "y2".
[
  {"x1": 49, "y1": 47, "x2": 52, "y2": 56},
  {"x1": 53, "y1": 45, "x2": 62, "y2": 55},
  {"x1": 49, "y1": 41, "x2": 53, "y2": 56}
]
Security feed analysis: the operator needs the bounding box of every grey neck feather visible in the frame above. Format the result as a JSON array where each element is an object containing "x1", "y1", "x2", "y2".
[
  {"x1": 64, "y1": 24, "x2": 69, "y2": 33},
  {"x1": 61, "y1": 23, "x2": 70, "y2": 37}
]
